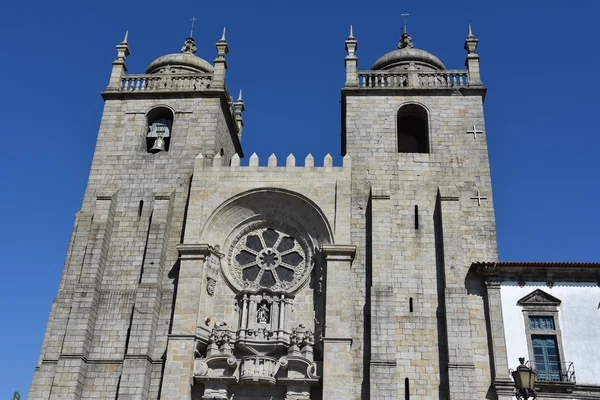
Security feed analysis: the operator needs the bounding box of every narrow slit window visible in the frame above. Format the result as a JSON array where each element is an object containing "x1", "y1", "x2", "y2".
[
  {"x1": 124, "y1": 306, "x2": 135, "y2": 354},
  {"x1": 138, "y1": 200, "x2": 144, "y2": 218},
  {"x1": 405, "y1": 377, "x2": 410, "y2": 400},
  {"x1": 409, "y1": 297, "x2": 413, "y2": 313},
  {"x1": 414, "y1": 205, "x2": 419, "y2": 229}
]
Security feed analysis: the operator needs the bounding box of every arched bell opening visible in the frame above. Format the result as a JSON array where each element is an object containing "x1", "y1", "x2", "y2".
[
  {"x1": 397, "y1": 104, "x2": 429, "y2": 153},
  {"x1": 146, "y1": 106, "x2": 174, "y2": 153}
]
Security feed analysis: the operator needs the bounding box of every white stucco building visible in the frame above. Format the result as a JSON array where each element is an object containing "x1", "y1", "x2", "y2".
[{"x1": 474, "y1": 262, "x2": 600, "y2": 399}]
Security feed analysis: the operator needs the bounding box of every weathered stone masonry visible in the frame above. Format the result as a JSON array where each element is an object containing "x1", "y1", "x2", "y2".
[{"x1": 30, "y1": 25, "x2": 511, "y2": 400}]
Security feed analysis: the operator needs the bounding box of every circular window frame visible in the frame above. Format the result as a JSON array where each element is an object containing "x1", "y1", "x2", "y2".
[{"x1": 223, "y1": 220, "x2": 313, "y2": 295}]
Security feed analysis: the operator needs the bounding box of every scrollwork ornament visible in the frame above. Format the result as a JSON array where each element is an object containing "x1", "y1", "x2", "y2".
[
  {"x1": 279, "y1": 356, "x2": 289, "y2": 369},
  {"x1": 306, "y1": 362, "x2": 318, "y2": 379},
  {"x1": 206, "y1": 277, "x2": 216, "y2": 296},
  {"x1": 227, "y1": 355, "x2": 237, "y2": 367},
  {"x1": 196, "y1": 359, "x2": 209, "y2": 376}
]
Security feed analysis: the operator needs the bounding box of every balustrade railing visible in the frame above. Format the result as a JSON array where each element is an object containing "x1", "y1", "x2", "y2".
[
  {"x1": 357, "y1": 69, "x2": 469, "y2": 88},
  {"x1": 417, "y1": 70, "x2": 468, "y2": 87},
  {"x1": 120, "y1": 73, "x2": 212, "y2": 92},
  {"x1": 358, "y1": 71, "x2": 408, "y2": 88}
]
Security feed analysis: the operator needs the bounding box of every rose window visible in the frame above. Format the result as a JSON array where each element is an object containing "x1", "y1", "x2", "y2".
[{"x1": 232, "y1": 228, "x2": 307, "y2": 291}]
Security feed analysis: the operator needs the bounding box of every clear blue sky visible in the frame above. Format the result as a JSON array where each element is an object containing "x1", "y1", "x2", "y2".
[{"x1": 1, "y1": 0, "x2": 598, "y2": 397}]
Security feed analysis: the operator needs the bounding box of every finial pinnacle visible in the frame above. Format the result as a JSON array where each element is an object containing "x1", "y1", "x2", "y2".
[
  {"x1": 122, "y1": 30, "x2": 129, "y2": 44},
  {"x1": 221, "y1": 27, "x2": 226, "y2": 41},
  {"x1": 468, "y1": 23, "x2": 474, "y2": 37},
  {"x1": 349, "y1": 25, "x2": 354, "y2": 39},
  {"x1": 237, "y1": 90, "x2": 243, "y2": 101}
]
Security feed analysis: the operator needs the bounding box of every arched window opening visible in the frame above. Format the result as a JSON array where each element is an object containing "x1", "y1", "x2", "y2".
[
  {"x1": 405, "y1": 377, "x2": 410, "y2": 400},
  {"x1": 146, "y1": 107, "x2": 174, "y2": 153},
  {"x1": 397, "y1": 104, "x2": 429, "y2": 154}
]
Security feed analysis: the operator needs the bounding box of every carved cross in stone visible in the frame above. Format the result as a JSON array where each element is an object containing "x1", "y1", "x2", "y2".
[
  {"x1": 190, "y1": 16, "x2": 198, "y2": 38},
  {"x1": 401, "y1": 10, "x2": 410, "y2": 34},
  {"x1": 467, "y1": 124, "x2": 484, "y2": 139},
  {"x1": 470, "y1": 190, "x2": 488, "y2": 206}
]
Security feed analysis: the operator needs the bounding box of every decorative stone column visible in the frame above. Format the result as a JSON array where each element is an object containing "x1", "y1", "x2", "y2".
[
  {"x1": 212, "y1": 29, "x2": 229, "y2": 90},
  {"x1": 107, "y1": 31, "x2": 130, "y2": 91},
  {"x1": 344, "y1": 26, "x2": 358, "y2": 87},
  {"x1": 464, "y1": 24, "x2": 482, "y2": 86},
  {"x1": 232, "y1": 90, "x2": 245, "y2": 141},
  {"x1": 159, "y1": 244, "x2": 214, "y2": 400},
  {"x1": 321, "y1": 244, "x2": 356, "y2": 399}
]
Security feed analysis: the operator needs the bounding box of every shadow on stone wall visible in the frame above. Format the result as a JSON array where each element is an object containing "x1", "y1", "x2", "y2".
[
  {"x1": 361, "y1": 193, "x2": 372, "y2": 400},
  {"x1": 434, "y1": 196, "x2": 450, "y2": 400}
]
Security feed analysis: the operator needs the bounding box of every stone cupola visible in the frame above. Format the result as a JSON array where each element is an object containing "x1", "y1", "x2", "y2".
[
  {"x1": 371, "y1": 32, "x2": 446, "y2": 71},
  {"x1": 145, "y1": 37, "x2": 214, "y2": 74}
]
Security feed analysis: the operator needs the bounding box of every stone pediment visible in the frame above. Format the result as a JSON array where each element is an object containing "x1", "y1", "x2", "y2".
[{"x1": 517, "y1": 289, "x2": 562, "y2": 307}]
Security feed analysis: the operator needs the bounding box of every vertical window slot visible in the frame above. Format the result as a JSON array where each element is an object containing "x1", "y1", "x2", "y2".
[{"x1": 414, "y1": 205, "x2": 419, "y2": 230}]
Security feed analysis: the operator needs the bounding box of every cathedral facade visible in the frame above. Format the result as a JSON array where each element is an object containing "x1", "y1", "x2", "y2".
[{"x1": 28, "y1": 24, "x2": 600, "y2": 400}]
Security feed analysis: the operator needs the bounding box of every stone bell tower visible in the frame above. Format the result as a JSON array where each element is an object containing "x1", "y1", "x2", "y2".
[
  {"x1": 28, "y1": 30, "x2": 244, "y2": 399},
  {"x1": 342, "y1": 25, "x2": 500, "y2": 399}
]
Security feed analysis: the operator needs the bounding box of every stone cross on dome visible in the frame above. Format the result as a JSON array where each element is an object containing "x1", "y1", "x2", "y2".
[
  {"x1": 181, "y1": 16, "x2": 199, "y2": 54},
  {"x1": 401, "y1": 10, "x2": 409, "y2": 34},
  {"x1": 190, "y1": 16, "x2": 198, "y2": 38},
  {"x1": 398, "y1": 11, "x2": 414, "y2": 49}
]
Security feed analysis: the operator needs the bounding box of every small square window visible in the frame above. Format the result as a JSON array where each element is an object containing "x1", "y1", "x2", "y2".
[{"x1": 529, "y1": 316, "x2": 555, "y2": 330}]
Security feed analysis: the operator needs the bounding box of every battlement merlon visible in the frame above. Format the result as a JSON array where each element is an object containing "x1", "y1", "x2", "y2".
[{"x1": 196, "y1": 152, "x2": 350, "y2": 171}]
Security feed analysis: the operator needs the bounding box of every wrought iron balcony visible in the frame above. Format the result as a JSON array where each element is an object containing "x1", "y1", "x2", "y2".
[{"x1": 534, "y1": 362, "x2": 575, "y2": 383}]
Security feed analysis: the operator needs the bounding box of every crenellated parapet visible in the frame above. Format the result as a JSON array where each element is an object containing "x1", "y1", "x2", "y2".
[{"x1": 197, "y1": 152, "x2": 350, "y2": 170}]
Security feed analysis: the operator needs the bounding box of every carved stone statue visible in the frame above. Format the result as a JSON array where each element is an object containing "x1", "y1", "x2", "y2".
[
  {"x1": 257, "y1": 303, "x2": 269, "y2": 324},
  {"x1": 398, "y1": 33, "x2": 414, "y2": 49},
  {"x1": 181, "y1": 37, "x2": 197, "y2": 54}
]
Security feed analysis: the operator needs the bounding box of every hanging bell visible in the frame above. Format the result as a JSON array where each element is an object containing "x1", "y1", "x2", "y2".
[{"x1": 150, "y1": 136, "x2": 166, "y2": 153}]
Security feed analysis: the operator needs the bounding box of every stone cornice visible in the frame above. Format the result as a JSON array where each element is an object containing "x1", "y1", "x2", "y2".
[
  {"x1": 342, "y1": 86, "x2": 487, "y2": 99},
  {"x1": 321, "y1": 244, "x2": 356, "y2": 262},
  {"x1": 472, "y1": 261, "x2": 600, "y2": 284},
  {"x1": 176, "y1": 243, "x2": 215, "y2": 260},
  {"x1": 322, "y1": 337, "x2": 353, "y2": 345}
]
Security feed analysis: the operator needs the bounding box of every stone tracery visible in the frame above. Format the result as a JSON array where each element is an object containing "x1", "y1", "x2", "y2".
[{"x1": 230, "y1": 226, "x2": 309, "y2": 293}]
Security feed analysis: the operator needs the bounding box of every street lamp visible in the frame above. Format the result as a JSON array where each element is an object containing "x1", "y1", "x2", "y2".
[{"x1": 511, "y1": 357, "x2": 537, "y2": 399}]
